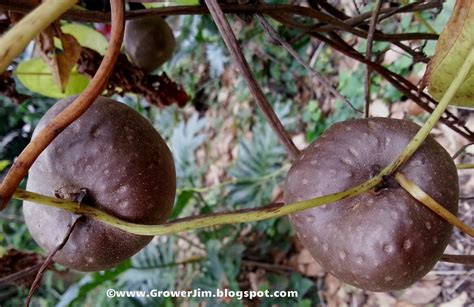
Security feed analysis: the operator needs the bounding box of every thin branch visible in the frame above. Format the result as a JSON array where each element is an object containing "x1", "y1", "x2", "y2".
[
  {"x1": 256, "y1": 14, "x2": 362, "y2": 114},
  {"x1": 364, "y1": 0, "x2": 383, "y2": 118},
  {"x1": 0, "y1": 263, "x2": 43, "y2": 286},
  {"x1": 440, "y1": 254, "x2": 474, "y2": 266},
  {"x1": 203, "y1": 0, "x2": 300, "y2": 159},
  {"x1": 452, "y1": 142, "x2": 474, "y2": 159},
  {"x1": 26, "y1": 216, "x2": 82, "y2": 306},
  {"x1": 0, "y1": 0, "x2": 125, "y2": 209},
  {"x1": 395, "y1": 172, "x2": 474, "y2": 238},
  {"x1": 0, "y1": 2, "x2": 441, "y2": 24},
  {"x1": 307, "y1": 31, "x2": 474, "y2": 141}
]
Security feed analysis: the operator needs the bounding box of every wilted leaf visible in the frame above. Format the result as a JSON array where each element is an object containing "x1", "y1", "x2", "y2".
[
  {"x1": 61, "y1": 23, "x2": 108, "y2": 55},
  {"x1": 36, "y1": 24, "x2": 82, "y2": 91},
  {"x1": 16, "y1": 58, "x2": 90, "y2": 98},
  {"x1": 424, "y1": 0, "x2": 474, "y2": 107}
]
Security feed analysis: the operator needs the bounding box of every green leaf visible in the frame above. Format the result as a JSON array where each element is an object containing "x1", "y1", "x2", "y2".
[
  {"x1": 170, "y1": 190, "x2": 194, "y2": 219},
  {"x1": 144, "y1": 0, "x2": 199, "y2": 8},
  {"x1": 424, "y1": 0, "x2": 474, "y2": 107},
  {"x1": 15, "y1": 58, "x2": 90, "y2": 98},
  {"x1": 0, "y1": 160, "x2": 10, "y2": 171},
  {"x1": 61, "y1": 23, "x2": 108, "y2": 55}
]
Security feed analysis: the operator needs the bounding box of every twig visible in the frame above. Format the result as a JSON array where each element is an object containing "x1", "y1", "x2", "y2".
[
  {"x1": 364, "y1": 0, "x2": 383, "y2": 118},
  {"x1": 25, "y1": 216, "x2": 82, "y2": 306},
  {"x1": 440, "y1": 254, "x2": 474, "y2": 266},
  {"x1": 203, "y1": 0, "x2": 299, "y2": 160},
  {"x1": 452, "y1": 142, "x2": 474, "y2": 159},
  {"x1": 242, "y1": 259, "x2": 295, "y2": 273},
  {"x1": 457, "y1": 164, "x2": 474, "y2": 170},
  {"x1": 0, "y1": 0, "x2": 77, "y2": 72},
  {"x1": 395, "y1": 172, "x2": 474, "y2": 237},
  {"x1": 307, "y1": 31, "x2": 474, "y2": 141},
  {"x1": 0, "y1": 0, "x2": 125, "y2": 209},
  {"x1": 0, "y1": 263, "x2": 43, "y2": 286},
  {"x1": 256, "y1": 14, "x2": 362, "y2": 114},
  {"x1": 0, "y1": 2, "x2": 441, "y2": 24}
]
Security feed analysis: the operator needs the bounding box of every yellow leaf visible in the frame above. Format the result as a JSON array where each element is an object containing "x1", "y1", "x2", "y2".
[
  {"x1": 424, "y1": 0, "x2": 474, "y2": 107},
  {"x1": 61, "y1": 23, "x2": 108, "y2": 55}
]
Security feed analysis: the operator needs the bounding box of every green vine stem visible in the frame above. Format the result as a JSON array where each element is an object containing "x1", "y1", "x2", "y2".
[
  {"x1": 457, "y1": 163, "x2": 474, "y2": 170},
  {"x1": 10, "y1": 38, "x2": 474, "y2": 237},
  {"x1": 395, "y1": 172, "x2": 474, "y2": 237},
  {"x1": 380, "y1": 48, "x2": 474, "y2": 176},
  {"x1": 12, "y1": 177, "x2": 377, "y2": 236},
  {"x1": 0, "y1": 0, "x2": 77, "y2": 73}
]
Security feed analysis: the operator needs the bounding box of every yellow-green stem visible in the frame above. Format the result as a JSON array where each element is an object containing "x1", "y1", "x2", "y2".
[
  {"x1": 395, "y1": 172, "x2": 474, "y2": 237},
  {"x1": 13, "y1": 176, "x2": 379, "y2": 236},
  {"x1": 0, "y1": 0, "x2": 77, "y2": 73},
  {"x1": 10, "y1": 28, "x2": 474, "y2": 237},
  {"x1": 380, "y1": 48, "x2": 474, "y2": 176},
  {"x1": 456, "y1": 163, "x2": 474, "y2": 170}
]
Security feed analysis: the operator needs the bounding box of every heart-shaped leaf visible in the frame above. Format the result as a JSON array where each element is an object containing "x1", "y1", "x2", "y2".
[{"x1": 15, "y1": 58, "x2": 89, "y2": 98}]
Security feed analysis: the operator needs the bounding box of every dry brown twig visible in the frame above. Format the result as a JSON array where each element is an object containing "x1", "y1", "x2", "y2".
[
  {"x1": 0, "y1": 0, "x2": 125, "y2": 209},
  {"x1": 364, "y1": 0, "x2": 383, "y2": 118},
  {"x1": 25, "y1": 216, "x2": 82, "y2": 306},
  {"x1": 203, "y1": 0, "x2": 300, "y2": 160},
  {"x1": 255, "y1": 14, "x2": 362, "y2": 114}
]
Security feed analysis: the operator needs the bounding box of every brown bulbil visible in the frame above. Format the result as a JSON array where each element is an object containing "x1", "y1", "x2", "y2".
[
  {"x1": 284, "y1": 117, "x2": 458, "y2": 291},
  {"x1": 23, "y1": 96, "x2": 176, "y2": 271},
  {"x1": 124, "y1": 16, "x2": 176, "y2": 73}
]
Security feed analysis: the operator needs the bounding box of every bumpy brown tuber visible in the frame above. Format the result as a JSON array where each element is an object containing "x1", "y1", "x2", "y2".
[
  {"x1": 123, "y1": 16, "x2": 176, "y2": 72},
  {"x1": 23, "y1": 96, "x2": 176, "y2": 271},
  {"x1": 284, "y1": 118, "x2": 459, "y2": 291}
]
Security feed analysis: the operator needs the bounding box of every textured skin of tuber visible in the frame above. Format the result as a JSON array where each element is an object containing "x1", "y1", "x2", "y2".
[
  {"x1": 23, "y1": 96, "x2": 176, "y2": 271},
  {"x1": 285, "y1": 117, "x2": 458, "y2": 291}
]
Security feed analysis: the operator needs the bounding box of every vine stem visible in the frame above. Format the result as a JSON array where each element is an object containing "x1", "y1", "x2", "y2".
[
  {"x1": 379, "y1": 47, "x2": 474, "y2": 176},
  {"x1": 395, "y1": 172, "x2": 474, "y2": 237},
  {"x1": 0, "y1": 0, "x2": 77, "y2": 73},
  {"x1": 0, "y1": 0, "x2": 125, "y2": 209},
  {"x1": 203, "y1": 0, "x2": 300, "y2": 160},
  {"x1": 457, "y1": 164, "x2": 474, "y2": 170},
  {"x1": 9, "y1": 7, "x2": 474, "y2": 238},
  {"x1": 13, "y1": 177, "x2": 378, "y2": 235}
]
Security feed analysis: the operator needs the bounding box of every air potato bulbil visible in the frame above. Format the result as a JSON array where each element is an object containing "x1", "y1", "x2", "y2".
[
  {"x1": 124, "y1": 15, "x2": 176, "y2": 72},
  {"x1": 23, "y1": 96, "x2": 176, "y2": 271},
  {"x1": 284, "y1": 118, "x2": 459, "y2": 291}
]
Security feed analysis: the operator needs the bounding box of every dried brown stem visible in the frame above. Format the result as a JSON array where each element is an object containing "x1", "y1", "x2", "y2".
[
  {"x1": 452, "y1": 142, "x2": 474, "y2": 160},
  {"x1": 306, "y1": 31, "x2": 474, "y2": 141},
  {"x1": 440, "y1": 254, "x2": 474, "y2": 266},
  {"x1": 364, "y1": 0, "x2": 383, "y2": 118},
  {"x1": 203, "y1": 0, "x2": 299, "y2": 160},
  {"x1": 26, "y1": 216, "x2": 82, "y2": 306},
  {"x1": 0, "y1": 2, "x2": 440, "y2": 24},
  {"x1": 256, "y1": 14, "x2": 361, "y2": 114},
  {"x1": 0, "y1": 0, "x2": 125, "y2": 209}
]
